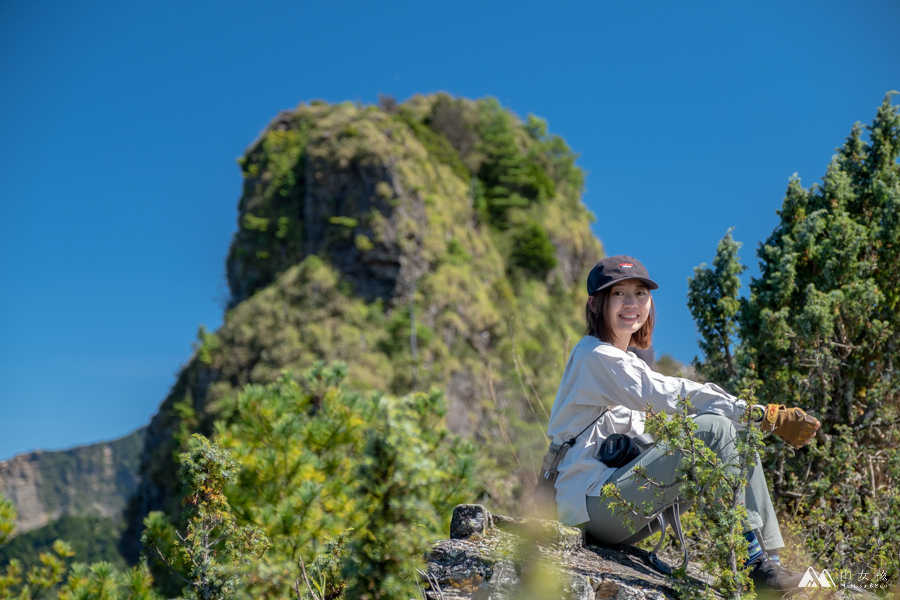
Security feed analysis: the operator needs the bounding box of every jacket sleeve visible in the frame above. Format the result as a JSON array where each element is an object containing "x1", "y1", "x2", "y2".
[{"x1": 574, "y1": 344, "x2": 747, "y2": 421}]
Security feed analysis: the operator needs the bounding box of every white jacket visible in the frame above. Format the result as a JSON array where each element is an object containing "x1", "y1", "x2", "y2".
[{"x1": 547, "y1": 336, "x2": 746, "y2": 526}]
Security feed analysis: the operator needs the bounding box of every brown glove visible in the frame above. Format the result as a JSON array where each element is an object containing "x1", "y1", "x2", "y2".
[{"x1": 760, "y1": 404, "x2": 820, "y2": 448}]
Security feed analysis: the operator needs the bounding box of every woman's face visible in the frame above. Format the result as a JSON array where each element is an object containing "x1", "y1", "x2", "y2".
[{"x1": 605, "y1": 279, "x2": 652, "y2": 350}]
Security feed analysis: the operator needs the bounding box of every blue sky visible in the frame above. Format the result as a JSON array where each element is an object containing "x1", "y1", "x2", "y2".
[{"x1": 1, "y1": 0, "x2": 898, "y2": 460}]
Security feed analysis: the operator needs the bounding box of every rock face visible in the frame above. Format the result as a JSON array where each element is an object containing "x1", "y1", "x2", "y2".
[
  {"x1": 427, "y1": 505, "x2": 883, "y2": 600},
  {"x1": 0, "y1": 429, "x2": 145, "y2": 536}
]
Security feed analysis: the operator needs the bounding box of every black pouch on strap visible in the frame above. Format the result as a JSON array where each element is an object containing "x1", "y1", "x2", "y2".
[{"x1": 534, "y1": 441, "x2": 569, "y2": 514}]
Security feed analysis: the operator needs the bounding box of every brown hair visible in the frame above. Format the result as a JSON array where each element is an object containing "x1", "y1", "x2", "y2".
[{"x1": 585, "y1": 287, "x2": 656, "y2": 349}]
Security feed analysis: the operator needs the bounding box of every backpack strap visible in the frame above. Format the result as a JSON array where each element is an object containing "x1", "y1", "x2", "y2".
[{"x1": 543, "y1": 406, "x2": 611, "y2": 478}]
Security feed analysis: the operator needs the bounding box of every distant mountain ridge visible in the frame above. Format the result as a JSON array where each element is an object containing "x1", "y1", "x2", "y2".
[{"x1": 0, "y1": 428, "x2": 145, "y2": 537}]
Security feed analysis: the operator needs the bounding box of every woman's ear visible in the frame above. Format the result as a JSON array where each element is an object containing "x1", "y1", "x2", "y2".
[{"x1": 587, "y1": 295, "x2": 598, "y2": 314}]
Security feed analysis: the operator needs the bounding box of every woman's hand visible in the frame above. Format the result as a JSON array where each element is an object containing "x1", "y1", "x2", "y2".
[{"x1": 760, "y1": 404, "x2": 821, "y2": 448}]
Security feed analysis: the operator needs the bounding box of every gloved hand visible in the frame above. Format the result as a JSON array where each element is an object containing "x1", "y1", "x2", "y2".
[{"x1": 760, "y1": 404, "x2": 820, "y2": 448}]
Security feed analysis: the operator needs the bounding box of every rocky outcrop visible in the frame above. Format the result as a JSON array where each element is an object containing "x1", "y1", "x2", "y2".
[
  {"x1": 125, "y1": 94, "x2": 604, "y2": 560},
  {"x1": 0, "y1": 428, "x2": 145, "y2": 536},
  {"x1": 426, "y1": 505, "x2": 693, "y2": 600},
  {"x1": 427, "y1": 505, "x2": 882, "y2": 600}
]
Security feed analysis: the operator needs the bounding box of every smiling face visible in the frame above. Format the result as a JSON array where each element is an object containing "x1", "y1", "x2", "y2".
[{"x1": 604, "y1": 279, "x2": 652, "y2": 351}]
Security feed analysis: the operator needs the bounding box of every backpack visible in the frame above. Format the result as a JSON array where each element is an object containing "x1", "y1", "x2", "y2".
[{"x1": 534, "y1": 406, "x2": 688, "y2": 576}]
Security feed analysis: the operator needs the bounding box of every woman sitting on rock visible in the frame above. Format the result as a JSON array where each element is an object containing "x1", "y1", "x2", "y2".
[{"x1": 545, "y1": 255, "x2": 819, "y2": 592}]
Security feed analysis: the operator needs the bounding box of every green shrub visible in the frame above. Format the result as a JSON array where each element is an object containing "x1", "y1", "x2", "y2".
[
  {"x1": 602, "y1": 397, "x2": 763, "y2": 599},
  {"x1": 510, "y1": 221, "x2": 557, "y2": 278}
]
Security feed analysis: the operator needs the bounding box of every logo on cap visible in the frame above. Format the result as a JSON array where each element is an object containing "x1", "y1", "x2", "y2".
[{"x1": 619, "y1": 263, "x2": 634, "y2": 268}]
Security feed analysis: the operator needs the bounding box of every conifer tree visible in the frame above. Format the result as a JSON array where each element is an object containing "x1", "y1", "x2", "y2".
[
  {"x1": 341, "y1": 392, "x2": 447, "y2": 600},
  {"x1": 141, "y1": 435, "x2": 269, "y2": 600},
  {"x1": 689, "y1": 93, "x2": 900, "y2": 576},
  {"x1": 475, "y1": 98, "x2": 534, "y2": 227},
  {"x1": 687, "y1": 229, "x2": 745, "y2": 387}
]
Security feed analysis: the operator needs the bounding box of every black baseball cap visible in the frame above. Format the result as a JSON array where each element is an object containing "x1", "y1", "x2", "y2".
[{"x1": 586, "y1": 255, "x2": 659, "y2": 295}]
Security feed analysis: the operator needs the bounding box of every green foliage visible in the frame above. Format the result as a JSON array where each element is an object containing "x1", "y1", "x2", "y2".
[
  {"x1": 229, "y1": 122, "x2": 309, "y2": 301},
  {"x1": 0, "y1": 493, "x2": 160, "y2": 600},
  {"x1": 217, "y1": 366, "x2": 371, "y2": 564},
  {"x1": 294, "y1": 530, "x2": 354, "y2": 600},
  {"x1": 342, "y1": 390, "x2": 474, "y2": 600},
  {"x1": 689, "y1": 93, "x2": 900, "y2": 578},
  {"x1": 353, "y1": 234, "x2": 373, "y2": 252},
  {"x1": 687, "y1": 228, "x2": 745, "y2": 386},
  {"x1": 194, "y1": 326, "x2": 221, "y2": 365},
  {"x1": 327, "y1": 216, "x2": 358, "y2": 228},
  {"x1": 602, "y1": 398, "x2": 763, "y2": 599},
  {"x1": 802, "y1": 425, "x2": 900, "y2": 574},
  {"x1": 523, "y1": 114, "x2": 584, "y2": 198},
  {"x1": 56, "y1": 562, "x2": 161, "y2": 600},
  {"x1": 141, "y1": 435, "x2": 270, "y2": 600},
  {"x1": 510, "y1": 220, "x2": 558, "y2": 278},
  {"x1": 475, "y1": 98, "x2": 540, "y2": 228},
  {"x1": 0, "y1": 539, "x2": 74, "y2": 600},
  {"x1": 395, "y1": 108, "x2": 470, "y2": 182},
  {"x1": 0, "y1": 496, "x2": 14, "y2": 547},
  {"x1": 0, "y1": 516, "x2": 128, "y2": 572},
  {"x1": 214, "y1": 365, "x2": 481, "y2": 599}
]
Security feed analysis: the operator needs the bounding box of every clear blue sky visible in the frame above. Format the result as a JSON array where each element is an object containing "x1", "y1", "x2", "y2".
[{"x1": 1, "y1": 0, "x2": 898, "y2": 461}]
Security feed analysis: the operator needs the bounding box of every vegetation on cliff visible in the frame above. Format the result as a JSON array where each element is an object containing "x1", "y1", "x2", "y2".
[{"x1": 131, "y1": 94, "x2": 602, "y2": 558}]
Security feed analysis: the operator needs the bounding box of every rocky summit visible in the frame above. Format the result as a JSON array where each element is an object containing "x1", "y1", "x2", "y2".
[{"x1": 125, "y1": 94, "x2": 603, "y2": 558}]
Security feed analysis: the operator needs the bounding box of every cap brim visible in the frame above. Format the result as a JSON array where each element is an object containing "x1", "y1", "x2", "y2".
[{"x1": 592, "y1": 277, "x2": 659, "y2": 293}]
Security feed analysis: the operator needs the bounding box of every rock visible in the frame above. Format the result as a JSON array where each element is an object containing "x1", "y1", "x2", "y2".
[
  {"x1": 564, "y1": 574, "x2": 595, "y2": 600},
  {"x1": 492, "y1": 513, "x2": 582, "y2": 552},
  {"x1": 426, "y1": 505, "x2": 689, "y2": 600},
  {"x1": 427, "y1": 540, "x2": 495, "y2": 592},
  {"x1": 451, "y1": 504, "x2": 494, "y2": 539},
  {"x1": 479, "y1": 560, "x2": 518, "y2": 599}
]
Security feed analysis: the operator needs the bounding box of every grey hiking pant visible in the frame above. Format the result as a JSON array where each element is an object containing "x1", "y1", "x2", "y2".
[{"x1": 584, "y1": 413, "x2": 785, "y2": 551}]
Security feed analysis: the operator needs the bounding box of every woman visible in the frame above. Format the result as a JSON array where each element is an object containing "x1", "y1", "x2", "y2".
[{"x1": 546, "y1": 255, "x2": 820, "y2": 591}]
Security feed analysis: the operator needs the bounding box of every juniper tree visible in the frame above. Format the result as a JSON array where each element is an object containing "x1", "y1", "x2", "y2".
[
  {"x1": 687, "y1": 229, "x2": 745, "y2": 388},
  {"x1": 141, "y1": 435, "x2": 270, "y2": 600},
  {"x1": 601, "y1": 398, "x2": 764, "y2": 600},
  {"x1": 689, "y1": 93, "x2": 900, "y2": 577}
]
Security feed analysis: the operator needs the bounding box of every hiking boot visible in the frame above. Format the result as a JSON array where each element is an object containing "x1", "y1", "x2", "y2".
[{"x1": 749, "y1": 556, "x2": 805, "y2": 593}]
